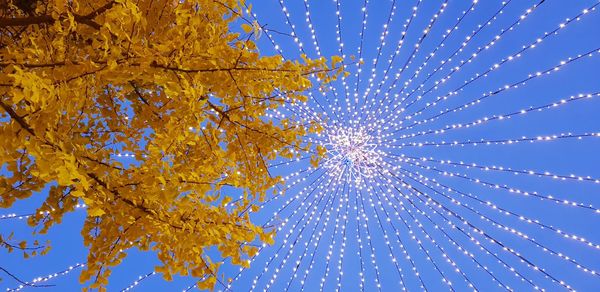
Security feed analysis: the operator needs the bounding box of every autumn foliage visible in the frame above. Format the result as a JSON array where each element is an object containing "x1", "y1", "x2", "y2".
[{"x1": 0, "y1": 0, "x2": 335, "y2": 289}]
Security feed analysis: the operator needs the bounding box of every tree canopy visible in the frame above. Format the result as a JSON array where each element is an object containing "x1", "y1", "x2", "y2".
[{"x1": 0, "y1": 0, "x2": 336, "y2": 289}]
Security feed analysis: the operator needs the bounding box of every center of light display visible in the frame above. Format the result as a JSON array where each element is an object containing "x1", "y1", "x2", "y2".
[{"x1": 322, "y1": 126, "x2": 383, "y2": 183}]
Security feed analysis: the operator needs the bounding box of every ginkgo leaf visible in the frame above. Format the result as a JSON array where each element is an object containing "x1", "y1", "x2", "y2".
[
  {"x1": 71, "y1": 190, "x2": 85, "y2": 198},
  {"x1": 0, "y1": 0, "x2": 339, "y2": 290},
  {"x1": 331, "y1": 55, "x2": 344, "y2": 67},
  {"x1": 88, "y1": 207, "x2": 106, "y2": 217},
  {"x1": 241, "y1": 23, "x2": 253, "y2": 34}
]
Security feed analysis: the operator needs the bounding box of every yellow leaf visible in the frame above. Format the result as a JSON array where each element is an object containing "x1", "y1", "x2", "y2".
[
  {"x1": 107, "y1": 59, "x2": 118, "y2": 70},
  {"x1": 88, "y1": 207, "x2": 105, "y2": 217},
  {"x1": 0, "y1": 0, "x2": 339, "y2": 289},
  {"x1": 72, "y1": 190, "x2": 85, "y2": 198},
  {"x1": 241, "y1": 23, "x2": 253, "y2": 34},
  {"x1": 310, "y1": 155, "x2": 319, "y2": 168},
  {"x1": 331, "y1": 55, "x2": 344, "y2": 67},
  {"x1": 222, "y1": 196, "x2": 232, "y2": 206}
]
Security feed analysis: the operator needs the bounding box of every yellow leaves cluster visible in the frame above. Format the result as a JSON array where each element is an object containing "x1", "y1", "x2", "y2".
[
  {"x1": 0, "y1": 233, "x2": 50, "y2": 260},
  {"x1": 8, "y1": 67, "x2": 54, "y2": 105},
  {"x1": 0, "y1": 0, "x2": 340, "y2": 290}
]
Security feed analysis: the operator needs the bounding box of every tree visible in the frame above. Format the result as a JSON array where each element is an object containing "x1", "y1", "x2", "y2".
[{"x1": 0, "y1": 0, "x2": 337, "y2": 289}]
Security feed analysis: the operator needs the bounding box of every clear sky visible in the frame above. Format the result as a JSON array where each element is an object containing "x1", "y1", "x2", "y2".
[{"x1": 2, "y1": 0, "x2": 600, "y2": 291}]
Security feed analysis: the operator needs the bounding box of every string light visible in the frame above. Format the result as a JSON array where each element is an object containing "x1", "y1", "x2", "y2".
[
  {"x1": 398, "y1": 168, "x2": 590, "y2": 288},
  {"x1": 121, "y1": 271, "x2": 156, "y2": 292},
  {"x1": 383, "y1": 3, "x2": 600, "y2": 133},
  {"x1": 397, "y1": 157, "x2": 600, "y2": 213},
  {"x1": 389, "y1": 132, "x2": 600, "y2": 148},
  {"x1": 403, "y1": 92, "x2": 600, "y2": 139},
  {"x1": 371, "y1": 178, "x2": 512, "y2": 291},
  {"x1": 250, "y1": 171, "x2": 340, "y2": 290},
  {"x1": 1, "y1": 204, "x2": 87, "y2": 221},
  {"x1": 366, "y1": 0, "x2": 456, "y2": 122},
  {"x1": 291, "y1": 173, "x2": 347, "y2": 291},
  {"x1": 227, "y1": 1, "x2": 600, "y2": 290},
  {"x1": 384, "y1": 48, "x2": 600, "y2": 139},
  {"x1": 390, "y1": 0, "x2": 547, "y2": 115},
  {"x1": 8, "y1": 263, "x2": 85, "y2": 292},
  {"x1": 264, "y1": 172, "x2": 344, "y2": 291}
]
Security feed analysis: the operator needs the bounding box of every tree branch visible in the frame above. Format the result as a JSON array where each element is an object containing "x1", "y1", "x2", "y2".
[
  {"x1": 0, "y1": 100, "x2": 36, "y2": 136},
  {"x1": 0, "y1": 1, "x2": 116, "y2": 29}
]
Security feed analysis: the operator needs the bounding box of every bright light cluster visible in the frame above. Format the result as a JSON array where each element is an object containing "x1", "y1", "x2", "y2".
[{"x1": 322, "y1": 126, "x2": 384, "y2": 183}]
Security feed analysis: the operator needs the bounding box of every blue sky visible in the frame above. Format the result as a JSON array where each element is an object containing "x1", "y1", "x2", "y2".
[{"x1": 2, "y1": 0, "x2": 600, "y2": 291}]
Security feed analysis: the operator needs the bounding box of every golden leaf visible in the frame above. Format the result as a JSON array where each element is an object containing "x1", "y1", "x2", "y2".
[
  {"x1": 0, "y1": 0, "x2": 338, "y2": 289},
  {"x1": 241, "y1": 23, "x2": 253, "y2": 34},
  {"x1": 88, "y1": 207, "x2": 106, "y2": 217}
]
